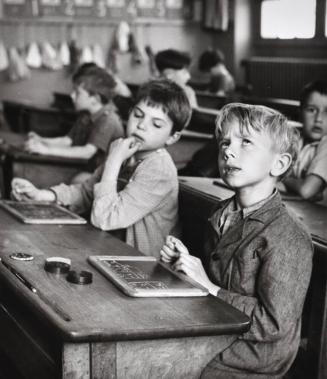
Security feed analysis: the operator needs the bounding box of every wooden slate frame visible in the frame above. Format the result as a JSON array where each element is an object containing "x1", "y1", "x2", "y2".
[{"x1": 0, "y1": 200, "x2": 86, "y2": 224}]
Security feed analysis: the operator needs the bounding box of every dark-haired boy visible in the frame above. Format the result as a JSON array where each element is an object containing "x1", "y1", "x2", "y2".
[
  {"x1": 280, "y1": 80, "x2": 327, "y2": 204},
  {"x1": 25, "y1": 66, "x2": 124, "y2": 183},
  {"x1": 12, "y1": 79, "x2": 192, "y2": 257},
  {"x1": 155, "y1": 49, "x2": 198, "y2": 108},
  {"x1": 198, "y1": 48, "x2": 235, "y2": 96}
]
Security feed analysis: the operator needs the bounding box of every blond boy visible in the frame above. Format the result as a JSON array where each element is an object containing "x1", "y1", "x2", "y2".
[{"x1": 161, "y1": 103, "x2": 313, "y2": 378}]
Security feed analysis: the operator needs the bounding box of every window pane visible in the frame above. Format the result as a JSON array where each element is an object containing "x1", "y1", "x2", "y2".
[{"x1": 261, "y1": 0, "x2": 316, "y2": 39}]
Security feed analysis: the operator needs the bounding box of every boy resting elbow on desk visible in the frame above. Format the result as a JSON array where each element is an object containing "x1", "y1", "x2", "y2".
[
  {"x1": 12, "y1": 79, "x2": 192, "y2": 258},
  {"x1": 279, "y1": 80, "x2": 327, "y2": 203},
  {"x1": 161, "y1": 103, "x2": 313, "y2": 378},
  {"x1": 24, "y1": 65, "x2": 124, "y2": 183}
]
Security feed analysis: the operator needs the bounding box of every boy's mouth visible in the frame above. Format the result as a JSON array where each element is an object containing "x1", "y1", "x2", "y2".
[
  {"x1": 131, "y1": 134, "x2": 144, "y2": 142},
  {"x1": 223, "y1": 166, "x2": 241, "y2": 175}
]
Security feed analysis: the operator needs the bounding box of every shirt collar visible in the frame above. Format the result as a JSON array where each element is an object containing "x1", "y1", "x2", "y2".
[{"x1": 210, "y1": 189, "x2": 281, "y2": 232}]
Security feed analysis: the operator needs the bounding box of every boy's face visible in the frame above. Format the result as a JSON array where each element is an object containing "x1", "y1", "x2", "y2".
[
  {"x1": 162, "y1": 68, "x2": 191, "y2": 86},
  {"x1": 126, "y1": 100, "x2": 178, "y2": 154},
  {"x1": 302, "y1": 91, "x2": 327, "y2": 143},
  {"x1": 218, "y1": 118, "x2": 283, "y2": 195},
  {"x1": 71, "y1": 84, "x2": 95, "y2": 112}
]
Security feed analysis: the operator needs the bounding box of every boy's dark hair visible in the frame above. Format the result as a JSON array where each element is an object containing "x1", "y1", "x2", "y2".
[
  {"x1": 135, "y1": 79, "x2": 192, "y2": 133},
  {"x1": 300, "y1": 80, "x2": 327, "y2": 108},
  {"x1": 216, "y1": 103, "x2": 300, "y2": 179},
  {"x1": 198, "y1": 49, "x2": 225, "y2": 72},
  {"x1": 72, "y1": 62, "x2": 98, "y2": 82},
  {"x1": 155, "y1": 49, "x2": 191, "y2": 73},
  {"x1": 73, "y1": 66, "x2": 117, "y2": 105}
]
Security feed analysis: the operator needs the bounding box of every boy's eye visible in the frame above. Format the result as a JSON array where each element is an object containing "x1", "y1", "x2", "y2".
[
  {"x1": 134, "y1": 109, "x2": 143, "y2": 118},
  {"x1": 304, "y1": 106, "x2": 317, "y2": 114},
  {"x1": 219, "y1": 140, "x2": 229, "y2": 148},
  {"x1": 153, "y1": 121, "x2": 163, "y2": 128},
  {"x1": 242, "y1": 138, "x2": 251, "y2": 146}
]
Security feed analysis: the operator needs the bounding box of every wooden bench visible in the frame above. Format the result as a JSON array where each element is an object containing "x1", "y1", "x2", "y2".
[{"x1": 179, "y1": 180, "x2": 327, "y2": 379}]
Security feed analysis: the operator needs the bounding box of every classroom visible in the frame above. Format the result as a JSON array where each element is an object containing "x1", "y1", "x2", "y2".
[{"x1": 0, "y1": 1, "x2": 327, "y2": 378}]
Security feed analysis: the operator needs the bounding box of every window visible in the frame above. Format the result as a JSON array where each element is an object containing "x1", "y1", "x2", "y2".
[{"x1": 261, "y1": 0, "x2": 316, "y2": 39}]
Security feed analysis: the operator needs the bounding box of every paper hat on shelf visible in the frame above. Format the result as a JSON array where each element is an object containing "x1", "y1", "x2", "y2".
[
  {"x1": 80, "y1": 45, "x2": 94, "y2": 64},
  {"x1": 8, "y1": 47, "x2": 31, "y2": 82},
  {"x1": 41, "y1": 41, "x2": 62, "y2": 70},
  {"x1": 59, "y1": 41, "x2": 70, "y2": 66},
  {"x1": 26, "y1": 42, "x2": 42, "y2": 69}
]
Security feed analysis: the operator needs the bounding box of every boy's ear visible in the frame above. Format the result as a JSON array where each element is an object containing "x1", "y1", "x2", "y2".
[
  {"x1": 165, "y1": 131, "x2": 181, "y2": 146},
  {"x1": 270, "y1": 152, "x2": 292, "y2": 177}
]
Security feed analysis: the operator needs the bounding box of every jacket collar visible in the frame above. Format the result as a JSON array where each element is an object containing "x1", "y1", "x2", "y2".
[{"x1": 209, "y1": 190, "x2": 283, "y2": 244}]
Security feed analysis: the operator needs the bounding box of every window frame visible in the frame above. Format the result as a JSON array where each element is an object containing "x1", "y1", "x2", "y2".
[{"x1": 253, "y1": 0, "x2": 327, "y2": 48}]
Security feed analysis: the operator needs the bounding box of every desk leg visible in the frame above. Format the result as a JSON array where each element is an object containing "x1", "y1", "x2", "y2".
[
  {"x1": 62, "y1": 343, "x2": 90, "y2": 379},
  {"x1": 90, "y1": 335, "x2": 236, "y2": 379}
]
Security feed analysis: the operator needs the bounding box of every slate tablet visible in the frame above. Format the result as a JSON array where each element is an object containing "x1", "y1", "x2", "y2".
[
  {"x1": 88, "y1": 255, "x2": 209, "y2": 297},
  {"x1": 0, "y1": 200, "x2": 86, "y2": 224}
]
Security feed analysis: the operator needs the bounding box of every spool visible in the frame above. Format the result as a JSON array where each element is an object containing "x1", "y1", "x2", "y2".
[
  {"x1": 66, "y1": 270, "x2": 93, "y2": 285},
  {"x1": 44, "y1": 257, "x2": 71, "y2": 274}
]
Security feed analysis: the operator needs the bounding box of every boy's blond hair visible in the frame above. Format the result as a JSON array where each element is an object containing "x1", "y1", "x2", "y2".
[{"x1": 215, "y1": 103, "x2": 300, "y2": 179}]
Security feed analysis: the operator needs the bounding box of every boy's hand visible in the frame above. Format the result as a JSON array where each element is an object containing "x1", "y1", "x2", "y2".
[
  {"x1": 160, "y1": 235, "x2": 189, "y2": 263},
  {"x1": 27, "y1": 131, "x2": 41, "y2": 141},
  {"x1": 161, "y1": 235, "x2": 220, "y2": 296},
  {"x1": 11, "y1": 178, "x2": 55, "y2": 202},
  {"x1": 106, "y1": 137, "x2": 142, "y2": 165},
  {"x1": 24, "y1": 139, "x2": 46, "y2": 154}
]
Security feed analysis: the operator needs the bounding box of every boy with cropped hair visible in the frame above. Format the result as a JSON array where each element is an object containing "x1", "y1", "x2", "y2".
[
  {"x1": 280, "y1": 79, "x2": 327, "y2": 204},
  {"x1": 161, "y1": 103, "x2": 313, "y2": 378},
  {"x1": 198, "y1": 48, "x2": 235, "y2": 96},
  {"x1": 155, "y1": 48, "x2": 198, "y2": 108},
  {"x1": 25, "y1": 65, "x2": 124, "y2": 183},
  {"x1": 12, "y1": 79, "x2": 192, "y2": 257}
]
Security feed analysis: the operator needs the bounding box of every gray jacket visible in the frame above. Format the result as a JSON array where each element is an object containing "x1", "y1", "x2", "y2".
[{"x1": 203, "y1": 192, "x2": 313, "y2": 378}]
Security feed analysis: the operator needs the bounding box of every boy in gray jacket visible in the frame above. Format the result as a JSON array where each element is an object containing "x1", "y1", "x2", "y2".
[{"x1": 161, "y1": 103, "x2": 313, "y2": 378}]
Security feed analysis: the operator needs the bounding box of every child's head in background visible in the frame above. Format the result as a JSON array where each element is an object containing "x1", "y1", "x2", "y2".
[
  {"x1": 216, "y1": 103, "x2": 299, "y2": 201},
  {"x1": 155, "y1": 49, "x2": 192, "y2": 87},
  {"x1": 126, "y1": 79, "x2": 192, "y2": 156},
  {"x1": 198, "y1": 48, "x2": 225, "y2": 73},
  {"x1": 300, "y1": 80, "x2": 327, "y2": 143},
  {"x1": 71, "y1": 65, "x2": 117, "y2": 113}
]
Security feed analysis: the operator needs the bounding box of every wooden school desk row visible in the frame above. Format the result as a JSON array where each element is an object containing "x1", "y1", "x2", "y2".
[
  {"x1": 0, "y1": 204, "x2": 250, "y2": 379},
  {"x1": 0, "y1": 131, "x2": 90, "y2": 198},
  {"x1": 179, "y1": 176, "x2": 327, "y2": 379}
]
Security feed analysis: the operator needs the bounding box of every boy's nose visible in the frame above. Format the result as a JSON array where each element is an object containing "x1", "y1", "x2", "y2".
[
  {"x1": 223, "y1": 147, "x2": 235, "y2": 160},
  {"x1": 315, "y1": 109, "x2": 324, "y2": 122},
  {"x1": 137, "y1": 120, "x2": 146, "y2": 130}
]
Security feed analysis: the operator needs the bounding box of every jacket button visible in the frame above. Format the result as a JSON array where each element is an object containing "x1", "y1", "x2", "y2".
[{"x1": 211, "y1": 252, "x2": 220, "y2": 261}]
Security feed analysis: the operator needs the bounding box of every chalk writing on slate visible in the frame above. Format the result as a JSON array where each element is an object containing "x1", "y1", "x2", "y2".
[{"x1": 88, "y1": 256, "x2": 208, "y2": 297}]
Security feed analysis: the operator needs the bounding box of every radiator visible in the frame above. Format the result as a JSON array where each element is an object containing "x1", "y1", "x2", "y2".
[{"x1": 243, "y1": 57, "x2": 327, "y2": 100}]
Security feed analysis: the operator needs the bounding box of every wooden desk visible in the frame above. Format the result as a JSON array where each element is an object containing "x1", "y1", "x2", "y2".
[
  {"x1": 0, "y1": 131, "x2": 90, "y2": 198},
  {"x1": 0, "y1": 208, "x2": 250, "y2": 379},
  {"x1": 2, "y1": 99, "x2": 76, "y2": 136}
]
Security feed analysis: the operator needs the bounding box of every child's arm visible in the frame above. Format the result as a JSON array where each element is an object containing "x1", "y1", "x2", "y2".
[
  {"x1": 282, "y1": 174, "x2": 325, "y2": 201},
  {"x1": 25, "y1": 139, "x2": 97, "y2": 160},
  {"x1": 26, "y1": 132, "x2": 72, "y2": 147},
  {"x1": 11, "y1": 178, "x2": 56, "y2": 202},
  {"x1": 160, "y1": 235, "x2": 221, "y2": 296},
  {"x1": 91, "y1": 137, "x2": 141, "y2": 229}
]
